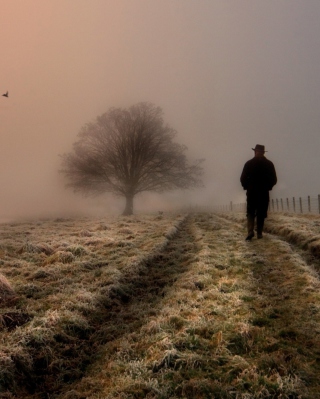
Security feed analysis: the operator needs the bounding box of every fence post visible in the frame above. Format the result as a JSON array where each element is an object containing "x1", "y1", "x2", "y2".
[{"x1": 221, "y1": 195, "x2": 320, "y2": 215}]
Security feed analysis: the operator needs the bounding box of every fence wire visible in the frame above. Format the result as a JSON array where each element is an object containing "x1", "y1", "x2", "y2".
[
  {"x1": 227, "y1": 195, "x2": 320, "y2": 214},
  {"x1": 269, "y1": 195, "x2": 320, "y2": 214},
  {"x1": 189, "y1": 195, "x2": 320, "y2": 215}
]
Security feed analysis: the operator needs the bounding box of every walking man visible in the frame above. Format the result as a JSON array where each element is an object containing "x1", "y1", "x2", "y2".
[{"x1": 240, "y1": 144, "x2": 277, "y2": 240}]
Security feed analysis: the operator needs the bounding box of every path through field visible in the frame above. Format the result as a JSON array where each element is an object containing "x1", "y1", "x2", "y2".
[
  {"x1": 1, "y1": 212, "x2": 320, "y2": 398},
  {"x1": 53, "y1": 212, "x2": 320, "y2": 399}
]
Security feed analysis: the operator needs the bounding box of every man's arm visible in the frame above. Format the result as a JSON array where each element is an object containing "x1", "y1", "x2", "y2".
[
  {"x1": 268, "y1": 162, "x2": 277, "y2": 190},
  {"x1": 240, "y1": 162, "x2": 249, "y2": 190}
]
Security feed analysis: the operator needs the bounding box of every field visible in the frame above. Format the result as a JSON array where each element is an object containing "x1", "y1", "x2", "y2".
[{"x1": 1, "y1": 211, "x2": 320, "y2": 398}]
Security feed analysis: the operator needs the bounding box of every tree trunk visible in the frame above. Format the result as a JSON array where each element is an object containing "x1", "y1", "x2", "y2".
[{"x1": 122, "y1": 194, "x2": 134, "y2": 215}]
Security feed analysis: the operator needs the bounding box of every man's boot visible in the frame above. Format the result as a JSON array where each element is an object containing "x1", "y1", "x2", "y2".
[
  {"x1": 257, "y1": 217, "x2": 264, "y2": 239},
  {"x1": 245, "y1": 216, "x2": 255, "y2": 241}
]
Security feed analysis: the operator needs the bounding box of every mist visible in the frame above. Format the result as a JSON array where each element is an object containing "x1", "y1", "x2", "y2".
[{"x1": 1, "y1": 0, "x2": 320, "y2": 219}]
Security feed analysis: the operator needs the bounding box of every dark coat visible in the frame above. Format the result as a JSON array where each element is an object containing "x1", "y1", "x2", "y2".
[{"x1": 240, "y1": 156, "x2": 277, "y2": 192}]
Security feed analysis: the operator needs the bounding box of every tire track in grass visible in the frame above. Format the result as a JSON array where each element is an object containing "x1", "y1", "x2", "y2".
[
  {"x1": 245, "y1": 236, "x2": 320, "y2": 398},
  {"x1": 220, "y1": 211, "x2": 320, "y2": 270},
  {"x1": 21, "y1": 213, "x2": 320, "y2": 398},
  {"x1": 63, "y1": 213, "x2": 250, "y2": 399},
  {"x1": 34, "y1": 214, "x2": 201, "y2": 399},
  {"x1": 210, "y1": 213, "x2": 320, "y2": 398},
  {"x1": 118, "y1": 212, "x2": 309, "y2": 399}
]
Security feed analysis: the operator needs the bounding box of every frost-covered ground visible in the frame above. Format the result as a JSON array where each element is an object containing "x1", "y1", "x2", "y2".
[
  {"x1": 1, "y1": 212, "x2": 320, "y2": 398},
  {"x1": 224, "y1": 211, "x2": 320, "y2": 258}
]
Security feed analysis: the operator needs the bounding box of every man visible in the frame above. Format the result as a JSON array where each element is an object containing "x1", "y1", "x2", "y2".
[{"x1": 240, "y1": 144, "x2": 277, "y2": 240}]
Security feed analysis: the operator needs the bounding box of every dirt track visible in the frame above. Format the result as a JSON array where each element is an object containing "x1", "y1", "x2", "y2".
[{"x1": 2, "y1": 212, "x2": 320, "y2": 398}]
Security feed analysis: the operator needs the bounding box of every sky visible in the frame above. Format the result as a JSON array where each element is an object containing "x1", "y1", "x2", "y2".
[{"x1": 1, "y1": 0, "x2": 320, "y2": 219}]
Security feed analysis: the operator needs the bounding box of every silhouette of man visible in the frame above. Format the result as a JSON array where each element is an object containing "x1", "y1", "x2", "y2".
[{"x1": 240, "y1": 144, "x2": 277, "y2": 240}]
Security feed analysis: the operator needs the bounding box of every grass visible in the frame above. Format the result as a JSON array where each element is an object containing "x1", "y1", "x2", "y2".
[{"x1": 1, "y1": 211, "x2": 320, "y2": 397}]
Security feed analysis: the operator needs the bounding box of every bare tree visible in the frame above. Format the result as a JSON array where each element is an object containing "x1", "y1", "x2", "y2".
[{"x1": 60, "y1": 102, "x2": 204, "y2": 215}]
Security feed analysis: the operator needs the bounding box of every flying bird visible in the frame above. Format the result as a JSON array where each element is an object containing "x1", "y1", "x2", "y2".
[{"x1": 2, "y1": 91, "x2": 8, "y2": 97}]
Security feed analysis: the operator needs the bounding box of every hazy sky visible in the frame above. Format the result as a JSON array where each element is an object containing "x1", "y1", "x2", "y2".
[{"x1": 1, "y1": 0, "x2": 320, "y2": 218}]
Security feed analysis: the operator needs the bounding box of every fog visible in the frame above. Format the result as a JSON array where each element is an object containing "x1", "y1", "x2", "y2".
[{"x1": 1, "y1": 0, "x2": 320, "y2": 219}]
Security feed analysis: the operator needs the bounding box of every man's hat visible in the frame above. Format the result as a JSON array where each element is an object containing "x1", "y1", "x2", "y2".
[{"x1": 252, "y1": 144, "x2": 267, "y2": 152}]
